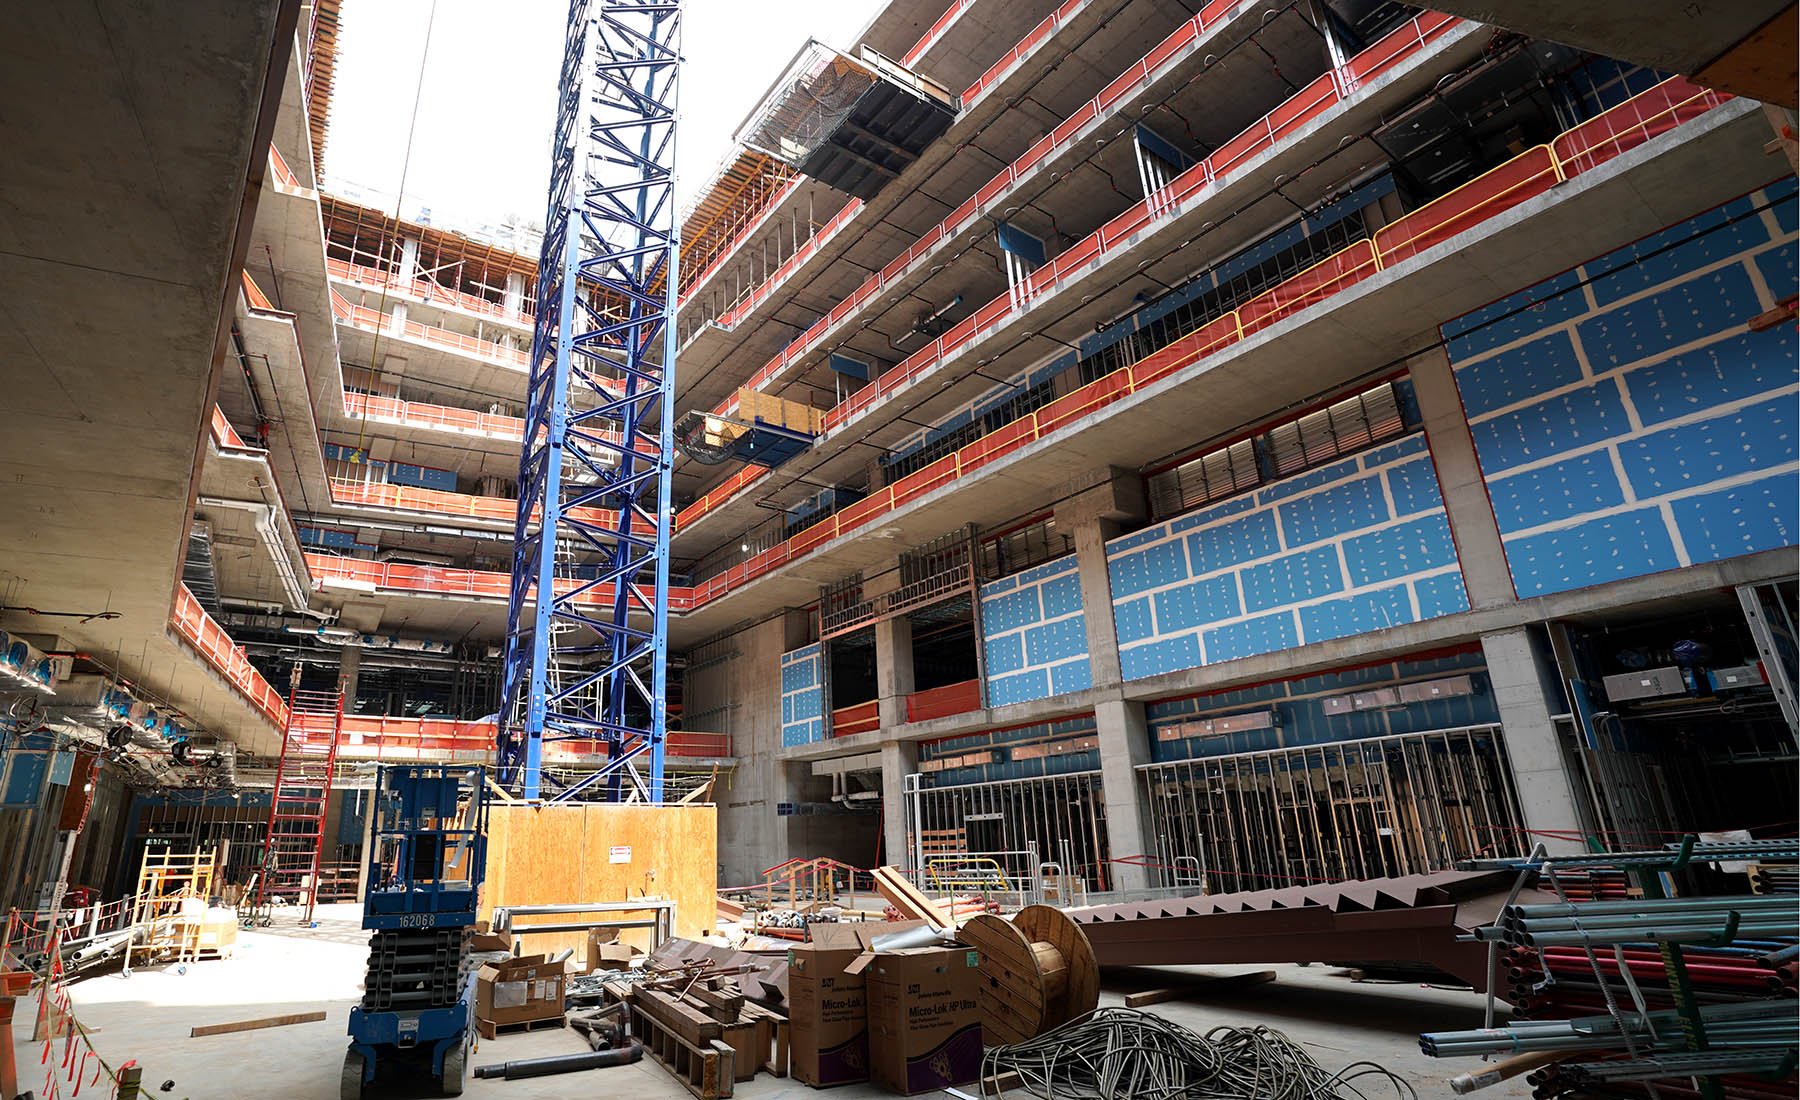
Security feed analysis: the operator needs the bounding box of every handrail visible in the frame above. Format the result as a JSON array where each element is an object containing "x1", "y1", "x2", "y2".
[
  {"x1": 340, "y1": 389, "x2": 654, "y2": 455},
  {"x1": 209, "y1": 406, "x2": 249, "y2": 449},
  {"x1": 328, "y1": 477, "x2": 644, "y2": 531},
  {"x1": 906, "y1": 679, "x2": 983, "y2": 723},
  {"x1": 268, "y1": 145, "x2": 303, "y2": 191},
  {"x1": 169, "y1": 584, "x2": 289, "y2": 728},
  {"x1": 668, "y1": 77, "x2": 1726, "y2": 609},
  {"x1": 330, "y1": 288, "x2": 530, "y2": 368},
  {"x1": 290, "y1": 79, "x2": 1725, "y2": 620},
  {"x1": 706, "y1": 10, "x2": 1457, "y2": 431},
  {"x1": 832, "y1": 700, "x2": 881, "y2": 738},
  {"x1": 325, "y1": 256, "x2": 532, "y2": 326}
]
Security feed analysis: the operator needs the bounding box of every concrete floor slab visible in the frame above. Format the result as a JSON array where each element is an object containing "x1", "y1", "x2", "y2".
[{"x1": 13, "y1": 904, "x2": 1532, "y2": 1100}]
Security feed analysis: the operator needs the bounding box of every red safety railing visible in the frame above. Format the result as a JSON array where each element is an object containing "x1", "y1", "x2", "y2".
[
  {"x1": 209, "y1": 405, "x2": 249, "y2": 449},
  {"x1": 664, "y1": 77, "x2": 1726, "y2": 612},
  {"x1": 329, "y1": 288, "x2": 530, "y2": 367},
  {"x1": 906, "y1": 679, "x2": 983, "y2": 723},
  {"x1": 303, "y1": 553, "x2": 703, "y2": 613},
  {"x1": 326, "y1": 257, "x2": 532, "y2": 326},
  {"x1": 342, "y1": 389, "x2": 525, "y2": 439},
  {"x1": 169, "y1": 584, "x2": 289, "y2": 727},
  {"x1": 241, "y1": 270, "x2": 276, "y2": 311},
  {"x1": 705, "y1": 8, "x2": 1459, "y2": 426},
  {"x1": 333, "y1": 716, "x2": 728, "y2": 759},
  {"x1": 268, "y1": 144, "x2": 304, "y2": 191},
  {"x1": 831, "y1": 700, "x2": 881, "y2": 738},
  {"x1": 328, "y1": 477, "x2": 643, "y2": 532},
  {"x1": 269, "y1": 80, "x2": 1725, "y2": 619}
]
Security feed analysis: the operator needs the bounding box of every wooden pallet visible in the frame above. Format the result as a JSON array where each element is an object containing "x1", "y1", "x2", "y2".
[
  {"x1": 739, "y1": 1004, "x2": 788, "y2": 1077},
  {"x1": 629, "y1": 1004, "x2": 736, "y2": 1099},
  {"x1": 476, "y1": 1015, "x2": 566, "y2": 1040}
]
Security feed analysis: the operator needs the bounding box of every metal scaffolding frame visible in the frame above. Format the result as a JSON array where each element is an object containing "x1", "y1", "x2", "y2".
[{"x1": 500, "y1": 0, "x2": 680, "y2": 801}]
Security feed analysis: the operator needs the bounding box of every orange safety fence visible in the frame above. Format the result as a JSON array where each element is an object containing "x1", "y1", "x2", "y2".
[
  {"x1": 328, "y1": 477, "x2": 646, "y2": 532},
  {"x1": 342, "y1": 389, "x2": 524, "y2": 439},
  {"x1": 209, "y1": 406, "x2": 249, "y2": 449},
  {"x1": 906, "y1": 679, "x2": 983, "y2": 723},
  {"x1": 268, "y1": 144, "x2": 303, "y2": 190},
  {"x1": 329, "y1": 288, "x2": 531, "y2": 368},
  {"x1": 666, "y1": 77, "x2": 1728, "y2": 613},
  {"x1": 702, "y1": 8, "x2": 1456, "y2": 434},
  {"x1": 709, "y1": 0, "x2": 1256, "y2": 417},
  {"x1": 170, "y1": 584, "x2": 290, "y2": 728},
  {"x1": 303, "y1": 553, "x2": 702, "y2": 613},
  {"x1": 832, "y1": 700, "x2": 881, "y2": 738},
  {"x1": 325, "y1": 257, "x2": 532, "y2": 326},
  {"x1": 240, "y1": 270, "x2": 275, "y2": 311}
]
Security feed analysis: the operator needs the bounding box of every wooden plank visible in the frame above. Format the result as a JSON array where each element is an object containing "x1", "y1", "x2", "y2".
[
  {"x1": 189, "y1": 1011, "x2": 326, "y2": 1038},
  {"x1": 872, "y1": 866, "x2": 948, "y2": 928},
  {"x1": 635, "y1": 988, "x2": 724, "y2": 1046},
  {"x1": 481, "y1": 802, "x2": 718, "y2": 955},
  {"x1": 1121, "y1": 970, "x2": 1277, "y2": 1008}
]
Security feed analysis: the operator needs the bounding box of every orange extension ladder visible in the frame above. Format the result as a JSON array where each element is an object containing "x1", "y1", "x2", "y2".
[{"x1": 250, "y1": 686, "x2": 345, "y2": 925}]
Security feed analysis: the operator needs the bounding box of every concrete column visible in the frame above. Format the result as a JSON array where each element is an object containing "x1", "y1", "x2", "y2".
[
  {"x1": 1481, "y1": 627, "x2": 1587, "y2": 855},
  {"x1": 336, "y1": 646, "x2": 361, "y2": 708},
  {"x1": 1409, "y1": 347, "x2": 1516, "y2": 609},
  {"x1": 879, "y1": 741, "x2": 919, "y2": 871},
  {"x1": 504, "y1": 272, "x2": 526, "y2": 316},
  {"x1": 1094, "y1": 698, "x2": 1155, "y2": 893},
  {"x1": 387, "y1": 301, "x2": 408, "y2": 335},
  {"x1": 1051, "y1": 467, "x2": 1147, "y2": 692},
  {"x1": 874, "y1": 615, "x2": 915, "y2": 731},
  {"x1": 397, "y1": 236, "x2": 421, "y2": 283}
]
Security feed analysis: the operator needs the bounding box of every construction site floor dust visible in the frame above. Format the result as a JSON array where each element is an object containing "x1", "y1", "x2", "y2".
[{"x1": 10, "y1": 905, "x2": 1534, "y2": 1100}]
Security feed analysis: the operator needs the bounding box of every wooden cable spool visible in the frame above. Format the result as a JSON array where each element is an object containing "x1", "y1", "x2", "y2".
[{"x1": 957, "y1": 904, "x2": 1099, "y2": 1045}]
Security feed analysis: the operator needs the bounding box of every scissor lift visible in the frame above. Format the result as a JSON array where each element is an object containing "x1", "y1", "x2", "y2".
[{"x1": 343, "y1": 765, "x2": 488, "y2": 1098}]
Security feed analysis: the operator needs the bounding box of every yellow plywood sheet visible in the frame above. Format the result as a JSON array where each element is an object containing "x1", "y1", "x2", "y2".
[{"x1": 482, "y1": 803, "x2": 717, "y2": 958}]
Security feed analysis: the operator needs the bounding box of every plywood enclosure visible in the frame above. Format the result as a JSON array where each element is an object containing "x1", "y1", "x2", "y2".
[{"x1": 481, "y1": 802, "x2": 717, "y2": 956}]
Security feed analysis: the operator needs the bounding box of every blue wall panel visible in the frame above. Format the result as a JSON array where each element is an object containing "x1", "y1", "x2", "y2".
[
  {"x1": 780, "y1": 643, "x2": 825, "y2": 747},
  {"x1": 1110, "y1": 430, "x2": 1467, "y2": 680},
  {"x1": 979, "y1": 555, "x2": 1092, "y2": 708},
  {"x1": 1446, "y1": 180, "x2": 1800, "y2": 600}
]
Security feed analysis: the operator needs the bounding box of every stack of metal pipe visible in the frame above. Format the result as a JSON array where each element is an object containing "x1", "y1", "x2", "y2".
[
  {"x1": 1470, "y1": 896, "x2": 1800, "y2": 948},
  {"x1": 1425, "y1": 892, "x2": 1799, "y2": 1100}
]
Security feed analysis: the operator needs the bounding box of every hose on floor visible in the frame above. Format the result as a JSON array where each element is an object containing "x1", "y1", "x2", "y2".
[{"x1": 979, "y1": 1007, "x2": 1418, "y2": 1100}]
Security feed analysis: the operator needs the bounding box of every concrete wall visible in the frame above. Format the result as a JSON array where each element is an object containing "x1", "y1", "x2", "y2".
[
  {"x1": 1444, "y1": 179, "x2": 1799, "y2": 598},
  {"x1": 978, "y1": 553, "x2": 1092, "y2": 706},
  {"x1": 1106, "y1": 429, "x2": 1468, "y2": 679}
]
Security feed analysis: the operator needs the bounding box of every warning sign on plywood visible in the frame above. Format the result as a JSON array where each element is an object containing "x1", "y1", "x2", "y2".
[{"x1": 609, "y1": 845, "x2": 631, "y2": 864}]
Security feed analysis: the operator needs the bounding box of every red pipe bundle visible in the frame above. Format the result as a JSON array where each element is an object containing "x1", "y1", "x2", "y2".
[{"x1": 1504, "y1": 940, "x2": 1797, "y2": 1100}]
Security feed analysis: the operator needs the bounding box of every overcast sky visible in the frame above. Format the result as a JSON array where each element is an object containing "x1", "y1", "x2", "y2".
[{"x1": 325, "y1": 0, "x2": 886, "y2": 232}]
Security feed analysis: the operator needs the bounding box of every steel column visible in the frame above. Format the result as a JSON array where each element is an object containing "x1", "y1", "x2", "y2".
[{"x1": 500, "y1": 0, "x2": 680, "y2": 801}]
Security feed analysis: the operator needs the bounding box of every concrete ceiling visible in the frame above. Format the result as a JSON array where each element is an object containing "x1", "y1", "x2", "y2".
[
  {"x1": 1422, "y1": 0, "x2": 1797, "y2": 106},
  {"x1": 0, "y1": 1, "x2": 300, "y2": 748}
]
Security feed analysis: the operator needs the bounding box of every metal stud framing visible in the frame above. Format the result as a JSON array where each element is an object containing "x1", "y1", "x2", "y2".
[{"x1": 499, "y1": 0, "x2": 679, "y2": 801}]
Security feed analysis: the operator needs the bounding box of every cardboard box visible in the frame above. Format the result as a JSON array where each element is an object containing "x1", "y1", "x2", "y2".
[
  {"x1": 787, "y1": 922, "x2": 925, "y2": 1088},
  {"x1": 862, "y1": 946, "x2": 983, "y2": 1095},
  {"x1": 587, "y1": 928, "x2": 643, "y2": 973},
  {"x1": 469, "y1": 920, "x2": 510, "y2": 954},
  {"x1": 475, "y1": 954, "x2": 567, "y2": 1029}
]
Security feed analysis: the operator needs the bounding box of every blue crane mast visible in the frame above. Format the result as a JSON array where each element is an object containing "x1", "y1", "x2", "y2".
[{"x1": 498, "y1": 0, "x2": 680, "y2": 802}]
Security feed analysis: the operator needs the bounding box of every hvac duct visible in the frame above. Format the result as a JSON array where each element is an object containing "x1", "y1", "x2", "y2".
[
  {"x1": 195, "y1": 495, "x2": 310, "y2": 610},
  {"x1": 280, "y1": 625, "x2": 456, "y2": 655}
]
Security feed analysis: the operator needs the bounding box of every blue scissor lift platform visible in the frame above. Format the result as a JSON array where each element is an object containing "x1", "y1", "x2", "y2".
[{"x1": 343, "y1": 765, "x2": 488, "y2": 1099}]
